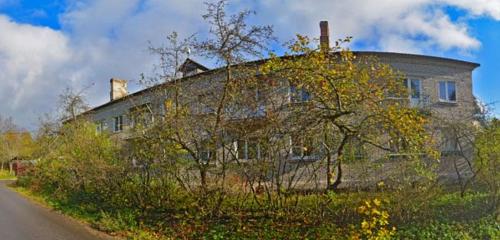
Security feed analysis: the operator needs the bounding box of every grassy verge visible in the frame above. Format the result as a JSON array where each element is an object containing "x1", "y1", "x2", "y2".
[
  {"x1": 12, "y1": 185, "x2": 160, "y2": 240},
  {"x1": 0, "y1": 170, "x2": 16, "y2": 180},
  {"x1": 10, "y1": 183, "x2": 500, "y2": 239}
]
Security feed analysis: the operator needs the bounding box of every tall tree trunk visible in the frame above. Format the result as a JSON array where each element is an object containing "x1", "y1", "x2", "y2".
[
  {"x1": 329, "y1": 135, "x2": 349, "y2": 191},
  {"x1": 200, "y1": 167, "x2": 207, "y2": 192},
  {"x1": 326, "y1": 154, "x2": 333, "y2": 190},
  {"x1": 331, "y1": 159, "x2": 343, "y2": 190}
]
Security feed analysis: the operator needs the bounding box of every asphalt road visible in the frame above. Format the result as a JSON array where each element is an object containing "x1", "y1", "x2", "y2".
[{"x1": 0, "y1": 180, "x2": 109, "y2": 240}]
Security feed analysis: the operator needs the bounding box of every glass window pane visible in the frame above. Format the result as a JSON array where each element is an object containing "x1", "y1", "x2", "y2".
[
  {"x1": 290, "y1": 85, "x2": 298, "y2": 102},
  {"x1": 447, "y1": 82, "x2": 456, "y2": 101},
  {"x1": 439, "y1": 81, "x2": 447, "y2": 101},
  {"x1": 303, "y1": 137, "x2": 314, "y2": 157},
  {"x1": 247, "y1": 140, "x2": 258, "y2": 159},
  {"x1": 302, "y1": 89, "x2": 311, "y2": 102},
  {"x1": 237, "y1": 140, "x2": 246, "y2": 159},
  {"x1": 291, "y1": 135, "x2": 301, "y2": 157},
  {"x1": 410, "y1": 80, "x2": 421, "y2": 99}
]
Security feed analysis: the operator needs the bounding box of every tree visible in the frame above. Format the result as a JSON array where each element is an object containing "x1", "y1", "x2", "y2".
[
  {"x1": 0, "y1": 116, "x2": 35, "y2": 171},
  {"x1": 0, "y1": 115, "x2": 16, "y2": 133},
  {"x1": 190, "y1": 0, "x2": 274, "y2": 192},
  {"x1": 262, "y1": 36, "x2": 436, "y2": 190},
  {"x1": 148, "y1": 0, "x2": 275, "y2": 198},
  {"x1": 58, "y1": 86, "x2": 90, "y2": 121},
  {"x1": 475, "y1": 118, "x2": 499, "y2": 211}
]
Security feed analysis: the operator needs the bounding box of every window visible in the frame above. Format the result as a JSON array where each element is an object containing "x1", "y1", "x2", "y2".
[
  {"x1": 249, "y1": 88, "x2": 266, "y2": 117},
  {"x1": 199, "y1": 144, "x2": 214, "y2": 163},
  {"x1": 96, "y1": 121, "x2": 106, "y2": 133},
  {"x1": 200, "y1": 149, "x2": 212, "y2": 162},
  {"x1": 388, "y1": 78, "x2": 421, "y2": 101},
  {"x1": 236, "y1": 139, "x2": 261, "y2": 160},
  {"x1": 344, "y1": 139, "x2": 367, "y2": 163},
  {"x1": 291, "y1": 135, "x2": 316, "y2": 160},
  {"x1": 405, "y1": 79, "x2": 421, "y2": 99},
  {"x1": 398, "y1": 79, "x2": 422, "y2": 106},
  {"x1": 130, "y1": 103, "x2": 154, "y2": 128},
  {"x1": 439, "y1": 81, "x2": 456, "y2": 102},
  {"x1": 441, "y1": 129, "x2": 459, "y2": 153},
  {"x1": 196, "y1": 94, "x2": 215, "y2": 114},
  {"x1": 113, "y1": 115, "x2": 124, "y2": 132},
  {"x1": 290, "y1": 85, "x2": 311, "y2": 103}
]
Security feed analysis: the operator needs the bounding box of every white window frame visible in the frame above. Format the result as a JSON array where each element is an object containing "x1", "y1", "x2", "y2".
[
  {"x1": 405, "y1": 78, "x2": 422, "y2": 107},
  {"x1": 438, "y1": 81, "x2": 457, "y2": 103},
  {"x1": 96, "y1": 121, "x2": 106, "y2": 133},
  {"x1": 406, "y1": 78, "x2": 422, "y2": 99},
  {"x1": 236, "y1": 139, "x2": 261, "y2": 160}
]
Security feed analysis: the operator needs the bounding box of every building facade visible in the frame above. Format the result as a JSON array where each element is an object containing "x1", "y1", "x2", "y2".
[{"x1": 81, "y1": 23, "x2": 480, "y2": 187}]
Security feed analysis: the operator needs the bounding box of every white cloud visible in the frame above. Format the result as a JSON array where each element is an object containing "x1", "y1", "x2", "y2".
[
  {"x1": 56, "y1": 0, "x2": 205, "y2": 111},
  {"x1": 246, "y1": 0, "x2": 488, "y2": 52},
  {"x1": 0, "y1": 0, "x2": 499, "y2": 129},
  {"x1": 443, "y1": 0, "x2": 500, "y2": 19},
  {"x1": 0, "y1": 15, "x2": 72, "y2": 128}
]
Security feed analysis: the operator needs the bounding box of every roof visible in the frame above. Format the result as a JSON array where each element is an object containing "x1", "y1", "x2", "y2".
[
  {"x1": 354, "y1": 51, "x2": 480, "y2": 68},
  {"x1": 179, "y1": 58, "x2": 210, "y2": 72},
  {"x1": 83, "y1": 51, "x2": 480, "y2": 115}
]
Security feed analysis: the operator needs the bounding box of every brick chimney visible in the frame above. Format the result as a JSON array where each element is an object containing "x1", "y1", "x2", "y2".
[
  {"x1": 110, "y1": 78, "x2": 127, "y2": 101},
  {"x1": 320, "y1": 21, "x2": 330, "y2": 52}
]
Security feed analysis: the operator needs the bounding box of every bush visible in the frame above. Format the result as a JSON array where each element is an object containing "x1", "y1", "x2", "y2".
[
  {"x1": 349, "y1": 198, "x2": 396, "y2": 240},
  {"x1": 0, "y1": 169, "x2": 15, "y2": 180},
  {"x1": 396, "y1": 218, "x2": 499, "y2": 240}
]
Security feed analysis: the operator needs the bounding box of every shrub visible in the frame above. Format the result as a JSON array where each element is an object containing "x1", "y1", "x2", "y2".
[{"x1": 349, "y1": 198, "x2": 396, "y2": 240}]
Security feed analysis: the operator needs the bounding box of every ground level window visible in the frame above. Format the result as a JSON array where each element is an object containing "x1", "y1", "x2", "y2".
[
  {"x1": 200, "y1": 149, "x2": 212, "y2": 162},
  {"x1": 113, "y1": 116, "x2": 124, "y2": 132},
  {"x1": 441, "y1": 129, "x2": 459, "y2": 153},
  {"x1": 96, "y1": 121, "x2": 106, "y2": 133},
  {"x1": 291, "y1": 135, "x2": 316, "y2": 159},
  {"x1": 237, "y1": 139, "x2": 264, "y2": 160}
]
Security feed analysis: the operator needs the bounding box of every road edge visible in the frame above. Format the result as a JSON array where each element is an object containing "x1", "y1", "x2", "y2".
[{"x1": 3, "y1": 180, "x2": 119, "y2": 240}]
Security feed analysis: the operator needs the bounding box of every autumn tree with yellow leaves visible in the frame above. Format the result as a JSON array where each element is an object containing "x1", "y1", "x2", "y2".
[{"x1": 262, "y1": 35, "x2": 437, "y2": 190}]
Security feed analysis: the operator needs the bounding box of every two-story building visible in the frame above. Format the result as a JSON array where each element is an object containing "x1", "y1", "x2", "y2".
[{"x1": 81, "y1": 22, "x2": 480, "y2": 187}]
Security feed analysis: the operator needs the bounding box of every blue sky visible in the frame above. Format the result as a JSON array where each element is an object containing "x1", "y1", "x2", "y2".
[{"x1": 0, "y1": 0, "x2": 499, "y2": 129}]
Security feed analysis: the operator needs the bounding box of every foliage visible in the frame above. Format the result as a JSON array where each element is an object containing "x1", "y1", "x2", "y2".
[
  {"x1": 14, "y1": 180, "x2": 499, "y2": 239},
  {"x1": 0, "y1": 169, "x2": 15, "y2": 180},
  {"x1": 396, "y1": 217, "x2": 499, "y2": 240},
  {"x1": 29, "y1": 120, "x2": 119, "y2": 200},
  {"x1": 350, "y1": 198, "x2": 396, "y2": 240},
  {"x1": 11, "y1": 1, "x2": 498, "y2": 240},
  {"x1": 261, "y1": 35, "x2": 437, "y2": 189},
  {"x1": 475, "y1": 118, "x2": 500, "y2": 206},
  {"x1": 0, "y1": 130, "x2": 35, "y2": 170}
]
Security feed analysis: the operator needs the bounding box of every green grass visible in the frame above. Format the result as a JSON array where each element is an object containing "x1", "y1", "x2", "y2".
[
  {"x1": 0, "y1": 170, "x2": 16, "y2": 180},
  {"x1": 12, "y1": 185, "x2": 164, "y2": 240},
  {"x1": 11, "y1": 183, "x2": 500, "y2": 240}
]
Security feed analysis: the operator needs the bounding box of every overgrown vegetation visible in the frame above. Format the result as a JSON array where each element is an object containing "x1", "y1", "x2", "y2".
[
  {"x1": 0, "y1": 170, "x2": 15, "y2": 180},
  {"x1": 3, "y1": 1, "x2": 499, "y2": 239}
]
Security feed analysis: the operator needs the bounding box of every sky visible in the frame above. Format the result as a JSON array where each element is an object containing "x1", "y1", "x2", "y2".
[{"x1": 0, "y1": 0, "x2": 499, "y2": 130}]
